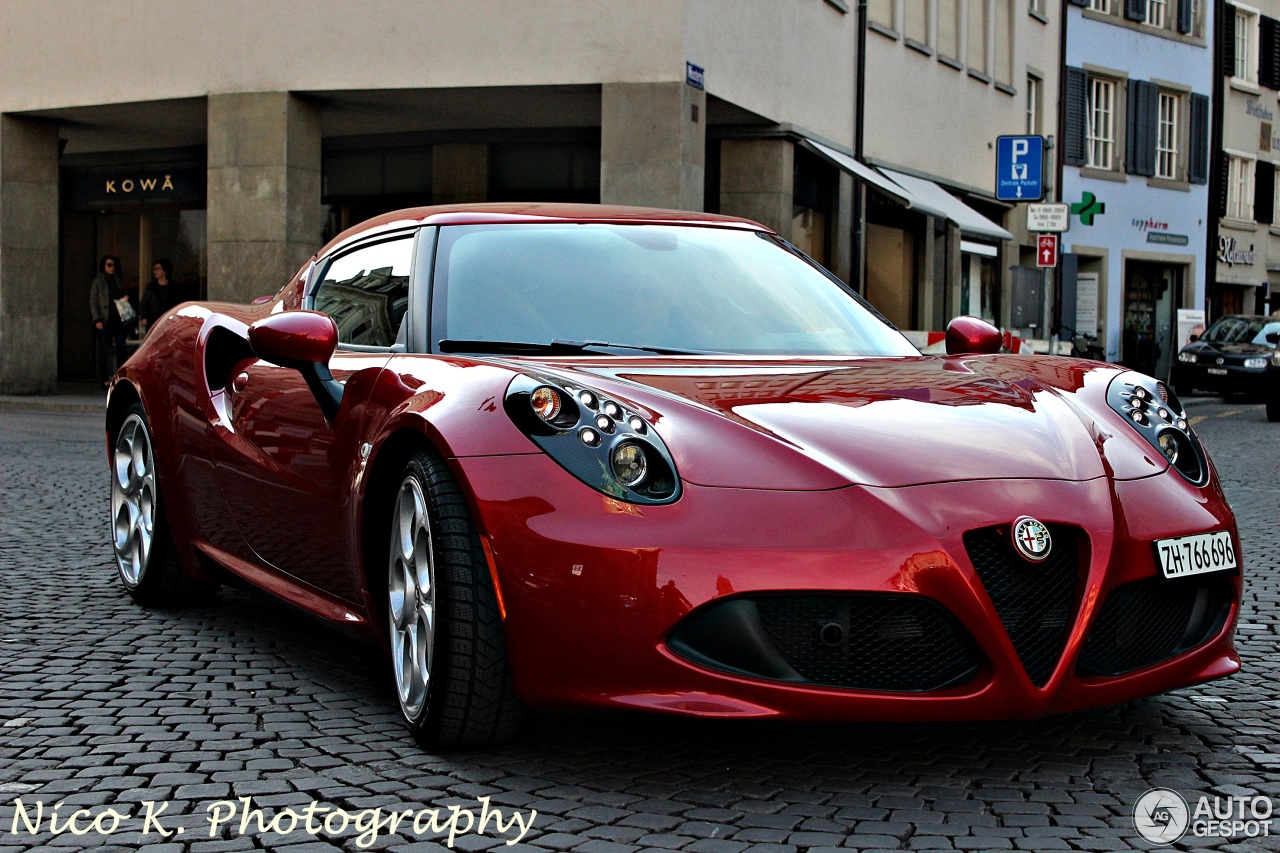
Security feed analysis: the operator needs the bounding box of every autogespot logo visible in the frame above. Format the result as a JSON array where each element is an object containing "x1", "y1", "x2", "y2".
[
  {"x1": 1134, "y1": 789, "x2": 1190, "y2": 845},
  {"x1": 1133, "y1": 788, "x2": 1275, "y2": 845}
]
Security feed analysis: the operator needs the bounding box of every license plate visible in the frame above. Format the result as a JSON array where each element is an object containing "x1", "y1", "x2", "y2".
[
  {"x1": 1207, "y1": 367, "x2": 1228, "y2": 375},
  {"x1": 1156, "y1": 531, "x2": 1237, "y2": 579}
]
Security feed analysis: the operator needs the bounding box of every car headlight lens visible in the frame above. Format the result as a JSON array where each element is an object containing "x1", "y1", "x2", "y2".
[
  {"x1": 1244, "y1": 357, "x2": 1267, "y2": 369},
  {"x1": 1107, "y1": 372, "x2": 1207, "y2": 485},
  {"x1": 611, "y1": 443, "x2": 648, "y2": 487},
  {"x1": 1178, "y1": 351, "x2": 1197, "y2": 364},
  {"x1": 1272, "y1": 351, "x2": 1280, "y2": 367},
  {"x1": 505, "y1": 374, "x2": 680, "y2": 504},
  {"x1": 531, "y1": 386, "x2": 562, "y2": 422}
]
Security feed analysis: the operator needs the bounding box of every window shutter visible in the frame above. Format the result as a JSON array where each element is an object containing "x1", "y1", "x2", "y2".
[
  {"x1": 1221, "y1": 6, "x2": 1238, "y2": 78},
  {"x1": 1064, "y1": 67, "x2": 1088, "y2": 167},
  {"x1": 1263, "y1": 17, "x2": 1280, "y2": 90},
  {"x1": 1256, "y1": 162, "x2": 1276, "y2": 224},
  {"x1": 1126, "y1": 80, "x2": 1158, "y2": 177},
  {"x1": 1188, "y1": 93, "x2": 1210, "y2": 184},
  {"x1": 1215, "y1": 154, "x2": 1230, "y2": 218},
  {"x1": 1125, "y1": 0, "x2": 1146, "y2": 21},
  {"x1": 1177, "y1": 0, "x2": 1192, "y2": 33}
]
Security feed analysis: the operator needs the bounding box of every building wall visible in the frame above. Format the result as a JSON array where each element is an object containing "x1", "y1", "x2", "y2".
[
  {"x1": 1062, "y1": 2, "x2": 1213, "y2": 367},
  {"x1": 0, "y1": 1, "x2": 856, "y2": 149},
  {"x1": 864, "y1": 1, "x2": 1061, "y2": 194},
  {"x1": 1216, "y1": 0, "x2": 1280, "y2": 314}
]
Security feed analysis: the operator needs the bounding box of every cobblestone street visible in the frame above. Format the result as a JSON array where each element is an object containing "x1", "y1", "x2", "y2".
[{"x1": 0, "y1": 400, "x2": 1277, "y2": 853}]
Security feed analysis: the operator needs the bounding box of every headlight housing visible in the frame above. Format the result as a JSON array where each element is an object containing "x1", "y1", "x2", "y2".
[
  {"x1": 1177, "y1": 351, "x2": 1197, "y2": 364},
  {"x1": 1106, "y1": 372, "x2": 1207, "y2": 485},
  {"x1": 505, "y1": 374, "x2": 680, "y2": 504},
  {"x1": 1244, "y1": 357, "x2": 1267, "y2": 370}
]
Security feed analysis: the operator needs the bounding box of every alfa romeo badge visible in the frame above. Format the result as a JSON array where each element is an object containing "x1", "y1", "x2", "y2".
[{"x1": 1012, "y1": 516, "x2": 1052, "y2": 563}]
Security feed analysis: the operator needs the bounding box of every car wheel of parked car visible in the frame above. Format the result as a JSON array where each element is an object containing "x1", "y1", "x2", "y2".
[
  {"x1": 111, "y1": 403, "x2": 218, "y2": 607},
  {"x1": 388, "y1": 450, "x2": 521, "y2": 747}
]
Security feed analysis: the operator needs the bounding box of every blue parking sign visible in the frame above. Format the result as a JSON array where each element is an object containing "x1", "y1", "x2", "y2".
[{"x1": 995, "y1": 135, "x2": 1043, "y2": 202}]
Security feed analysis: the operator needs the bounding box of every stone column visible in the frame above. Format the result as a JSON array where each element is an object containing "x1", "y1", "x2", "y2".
[
  {"x1": 719, "y1": 139, "x2": 793, "y2": 240},
  {"x1": 600, "y1": 82, "x2": 705, "y2": 211},
  {"x1": 0, "y1": 115, "x2": 60, "y2": 394},
  {"x1": 207, "y1": 92, "x2": 322, "y2": 304},
  {"x1": 432, "y1": 143, "x2": 489, "y2": 205},
  {"x1": 830, "y1": 171, "x2": 854, "y2": 284}
]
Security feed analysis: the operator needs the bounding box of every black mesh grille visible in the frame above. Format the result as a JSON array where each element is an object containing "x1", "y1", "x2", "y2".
[
  {"x1": 964, "y1": 525, "x2": 1081, "y2": 687},
  {"x1": 754, "y1": 595, "x2": 980, "y2": 692},
  {"x1": 1078, "y1": 575, "x2": 1234, "y2": 677}
]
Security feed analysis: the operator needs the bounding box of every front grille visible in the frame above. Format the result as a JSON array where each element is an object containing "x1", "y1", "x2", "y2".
[
  {"x1": 756, "y1": 595, "x2": 979, "y2": 692},
  {"x1": 1078, "y1": 575, "x2": 1235, "y2": 677},
  {"x1": 964, "y1": 525, "x2": 1081, "y2": 687},
  {"x1": 667, "y1": 594, "x2": 980, "y2": 693}
]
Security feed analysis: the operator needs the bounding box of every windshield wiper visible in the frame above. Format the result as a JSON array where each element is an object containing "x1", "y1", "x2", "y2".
[{"x1": 438, "y1": 338, "x2": 720, "y2": 356}]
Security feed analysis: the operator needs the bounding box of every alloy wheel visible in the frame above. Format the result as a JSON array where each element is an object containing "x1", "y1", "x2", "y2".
[
  {"x1": 388, "y1": 475, "x2": 436, "y2": 721},
  {"x1": 111, "y1": 413, "x2": 156, "y2": 588}
]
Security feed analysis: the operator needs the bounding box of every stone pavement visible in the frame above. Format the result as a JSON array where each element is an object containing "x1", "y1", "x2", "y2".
[{"x1": 0, "y1": 402, "x2": 1277, "y2": 853}]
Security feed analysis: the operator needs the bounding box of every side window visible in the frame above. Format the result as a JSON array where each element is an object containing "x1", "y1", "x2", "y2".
[{"x1": 312, "y1": 237, "x2": 413, "y2": 348}]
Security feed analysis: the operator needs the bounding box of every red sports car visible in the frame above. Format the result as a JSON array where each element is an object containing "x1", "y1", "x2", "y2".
[{"x1": 107, "y1": 204, "x2": 1241, "y2": 746}]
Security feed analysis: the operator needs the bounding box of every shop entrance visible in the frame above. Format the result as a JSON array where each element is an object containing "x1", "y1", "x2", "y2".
[
  {"x1": 1121, "y1": 261, "x2": 1181, "y2": 381},
  {"x1": 60, "y1": 207, "x2": 206, "y2": 381}
]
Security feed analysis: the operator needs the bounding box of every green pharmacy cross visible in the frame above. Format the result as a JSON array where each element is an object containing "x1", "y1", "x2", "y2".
[{"x1": 1070, "y1": 192, "x2": 1106, "y2": 226}]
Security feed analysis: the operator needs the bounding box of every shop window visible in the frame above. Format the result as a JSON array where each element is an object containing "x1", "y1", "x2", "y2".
[{"x1": 312, "y1": 237, "x2": 413, "y2": 348}]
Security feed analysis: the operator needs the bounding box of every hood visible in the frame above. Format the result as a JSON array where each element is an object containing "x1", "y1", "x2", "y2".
[{"x1": 529, "y1": 355, "x2": 1159, "y2": 489}]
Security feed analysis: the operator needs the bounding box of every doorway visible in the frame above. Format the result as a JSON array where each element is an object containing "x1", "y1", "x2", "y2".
[
  {"x1": 1121, "y1": 261, "x2": 1181, "y2": 381},
  {"x1": 59, "y1": 207, "x2": 206, "y2": 380}
]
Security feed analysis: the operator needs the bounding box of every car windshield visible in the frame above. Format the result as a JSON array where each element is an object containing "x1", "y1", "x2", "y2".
[
  {"x1": 1200, "y1": 316, "x2": 1280, "y2": 346},
  {"x1": 433, "y1": 223, "x2": 919, "y2": 356}
]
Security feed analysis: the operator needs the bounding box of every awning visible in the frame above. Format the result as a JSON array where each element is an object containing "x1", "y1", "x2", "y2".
[
  {"x1": 879, "y1": 168, "x2": 1013, "y2": 242},
  {"x1": 799, "y1": 140, "x2": 919, "y2": 210}
]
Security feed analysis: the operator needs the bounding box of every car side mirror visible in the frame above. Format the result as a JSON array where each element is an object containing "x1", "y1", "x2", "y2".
[
  {"x1": 945, "y1": 316, "x2": 1003, "y2": 355},
  {"x1": 248, "y1": 311, "x2": 344, "y2": 420},
  {"x1": 1190, "y1": 334, "x2": 1200, "y2": 343}
]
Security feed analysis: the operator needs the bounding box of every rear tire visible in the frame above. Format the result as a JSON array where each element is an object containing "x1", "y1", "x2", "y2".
[
  {"x1": 387, "y1": 450, "x2": 521, "y2": 747},
  {"x1": 110, "y1": 403, "x2": 218, "y2": 607}
]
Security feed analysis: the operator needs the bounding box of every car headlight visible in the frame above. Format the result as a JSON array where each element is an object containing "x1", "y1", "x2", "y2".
[
  {"x1": 504, "y1": 374, "x2": 680, "y2": 504},
  {"x1": 1177, "y1": 351, "x2": 1197, "y2": 364},
  {"x1": 1272, "y1": 351, "x2": 1280, "y2": 367},
  {"x1": 1244, "y1": 357, "x2": 1267, "y2": 369},
  {"x1": 1107, "y1": 372, "x2": 1207, "y2": 485}
]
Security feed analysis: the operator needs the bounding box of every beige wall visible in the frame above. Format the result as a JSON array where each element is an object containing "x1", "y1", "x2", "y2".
[
  {"x1": 0, "y1": 1, "x2": 856, "y2": 148},
  {"x1": 864, "y1": 1, "x2": 1061, "y2": 195}
]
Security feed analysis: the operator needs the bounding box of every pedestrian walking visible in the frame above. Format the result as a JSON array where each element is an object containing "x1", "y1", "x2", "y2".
[{"x1": 89, "y1": 255, "x2": 129, "y2": 387}]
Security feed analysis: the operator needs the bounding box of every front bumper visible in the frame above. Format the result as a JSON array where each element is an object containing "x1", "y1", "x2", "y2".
[
  {"x1": 1174, "y1": 361, "x2": 1268, "y2": 395},
  {"x1": 454, "y1": 454, "x2": 1241, "y2": 721}
]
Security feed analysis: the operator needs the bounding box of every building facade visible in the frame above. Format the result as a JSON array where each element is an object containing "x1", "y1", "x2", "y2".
[
  {"x1": 862, "y1": 0, "x2": 1063, "y2": 341},
  {"x1": 1211, "y1": 0, "x2": 1280, "y2": 319},
  {"x1": 0, "y1": 0, "x2": 869, "y2": 393},
  {"x1": 1060, "y1": 0, "x2": 1214, "y2": 382}
]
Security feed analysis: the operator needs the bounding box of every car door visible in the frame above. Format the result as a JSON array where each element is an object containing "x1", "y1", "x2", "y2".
[{"x1": 213, "y1": 231, "x2": 418, "y2": 601}]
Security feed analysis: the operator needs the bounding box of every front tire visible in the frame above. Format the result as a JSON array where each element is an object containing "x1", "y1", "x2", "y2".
[
  {"x1": 110, "y1": 403, "x2": 217, "y2": 607},
  {"x1": 387, "y1": 451, "x2": 521, "y2": 747}
]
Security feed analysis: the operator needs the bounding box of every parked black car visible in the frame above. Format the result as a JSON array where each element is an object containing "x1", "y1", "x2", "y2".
[{"x1": 1172, "y1": 314, "x2": 1280, "y2": 402}]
